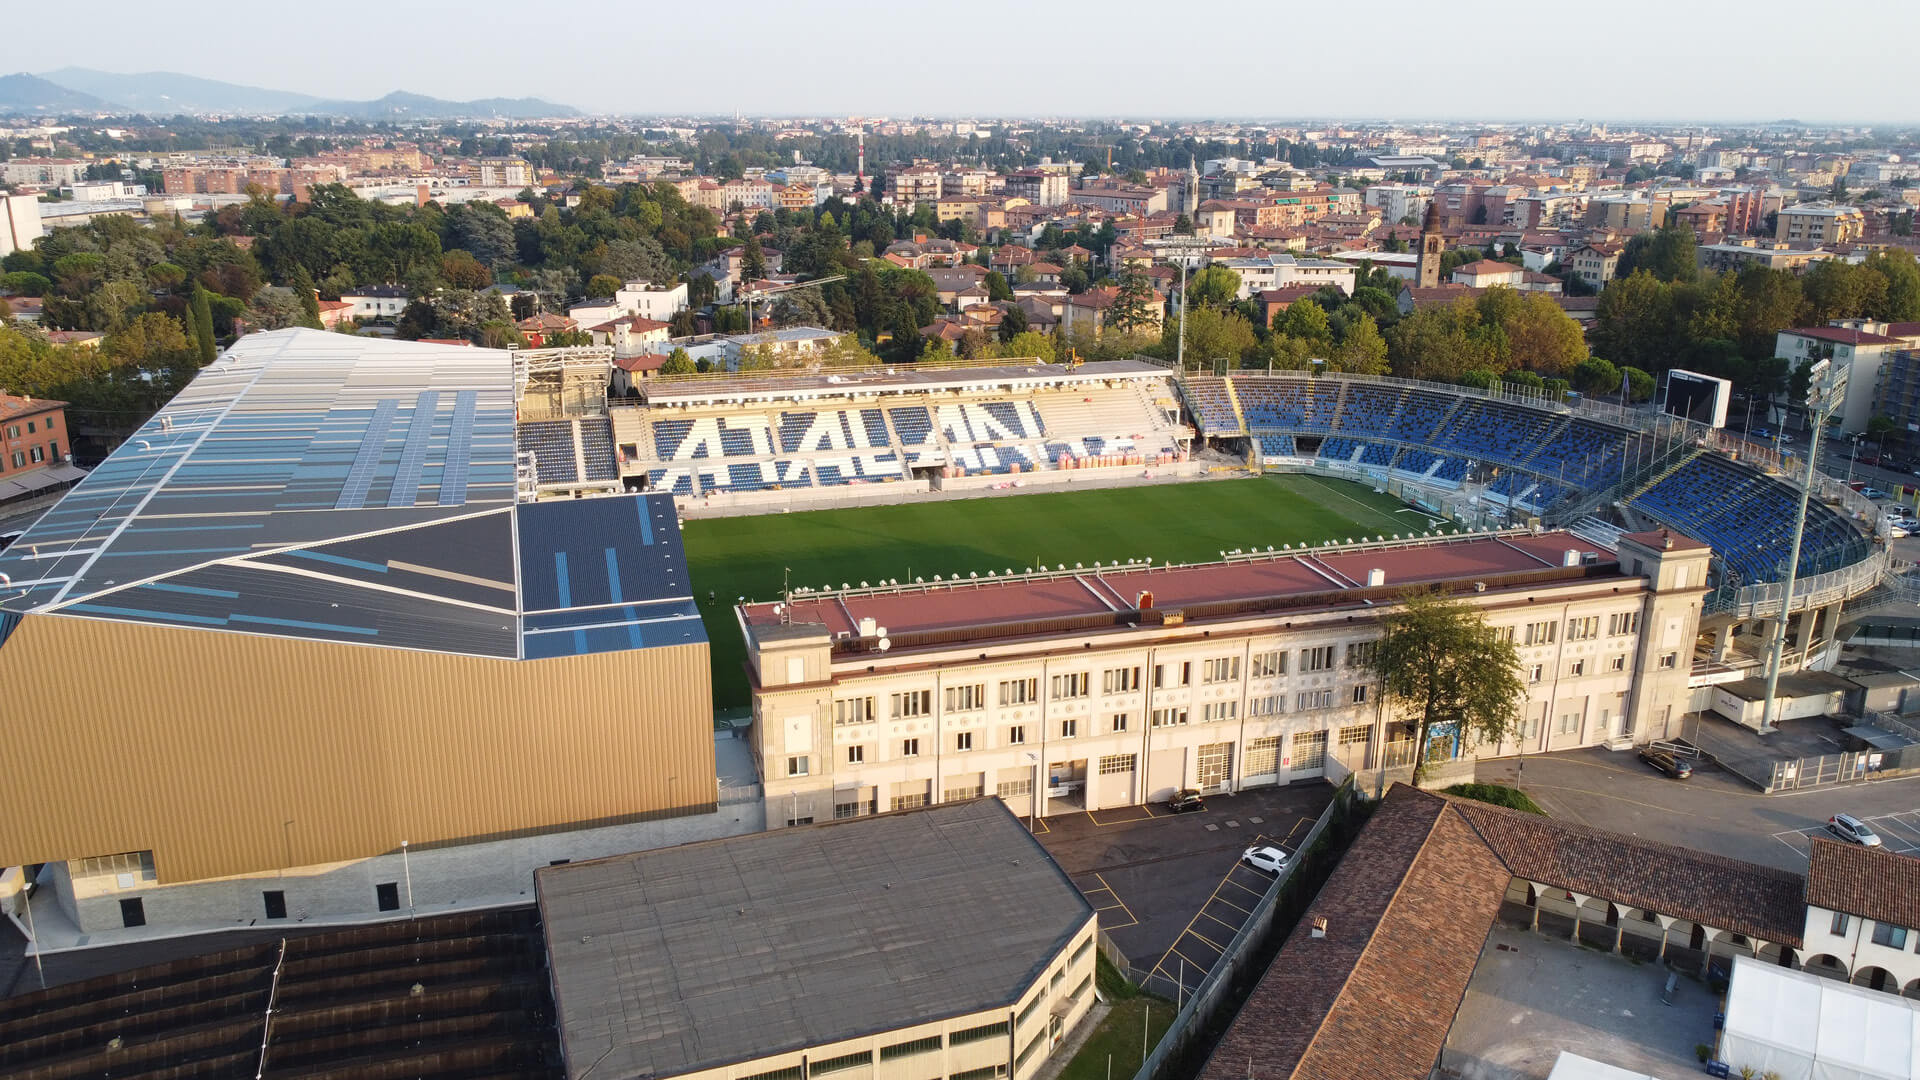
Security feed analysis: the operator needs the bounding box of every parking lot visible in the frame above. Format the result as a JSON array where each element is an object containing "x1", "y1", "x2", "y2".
[
  {"x1": 1036, "y1": 783, "x2": 1333, "y2": 1001},
  {"x1": 1772, "y1": 808, "x2": 1920, "y2": 862}
]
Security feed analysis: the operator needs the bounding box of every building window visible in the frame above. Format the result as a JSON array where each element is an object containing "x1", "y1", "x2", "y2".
[
  {"x1": 1301, "y1": 646, "x2": 1335, "y2": 672},
  {"x1": 951, "y1": 1021, "x2": 1011, "y2": 1047},
  {"x1": 1873, "y1": 922, "x2": 1910, "y2": 950},
  {"x1": 1610, "y1": 655, "x2": 1627, "y2": 672},
  {"x1": 1052, "y1": 672, "x2": 1090, "y2": 698},
  {"x1": 901, "y1": 738, "x2": 920, "y2": 757},
  {"x1": 28, "y1": 446, "x2": 43, "y2": 463},
  {"x1": 1103, "y1": 666, "x2": 1141, "y2": 693},
  {"x1": 1202, "y1": 656, "x2": 1240, "y2": 683},
  {"x1": 834, "y1": 798, "x2": 865, "y2": 820},
  {"x1": 1153, "y1": 661, "x2": 1192, "y2": 688},
  {"x1": 891, "y1": 690, "x2": 931, "y2": 719},
  {"x1": 1350, "y1": 684, "x2": 1368, "y2": 704},
  {"x1": 1524, "y1": 620, "x2": 1556, "y2": 646},
  {"x1": 1099, "y1": 753, "x2": 1136, "y2": 774},
  {"x1": 263, "y1": 890, "x2": 287, "y2": 920},
  {"x1": 1060, "y1": 718, "x2": 1077, "y2": 738},
  {"x1": 810, "y1": 1051, "x2": 874, "y2": 1077},
  {"x1": 1251, "y1": 650, "x2": 1286, "y2": 677},
  {"x1": 1008, "y1": 725, "x2": 1025, "y2": 745},
  {"x1": 834, "y1": 697, "x2": 875, "y2": 725},
  {"x1": 946, "y1": 779, "x2": 984, "y2": 801},
  {"x1": 1111, "y1": 713, "x2": 1129, "y2": 733},
  {"x1": 954, "y1": 732, "x2": 973, "y2": 752},
  {"x1": 996, "y1": 778, "x2": 1032, "y2": 799},
  {"x1": 847, "y1": 745, "x2": 864, "y2": 764},
  {"x1": 1567, "y1": 616, "x2": 1600, "y2": 641},
  {"x1": 1244, "y1": 736, "x2": 1280, "y2": 775},
  {"x1": 999, "y1": 678, "x2": 1039, "y2": 706},
  {"x1": 1248, "y1": 694, "x2": 1282, "y2": 716},
  {"x1": 946, "y1": 683, "x2": 984, "y2": 711},
  {"x1": 1291, "y1": 731, "x2": 1329, "y2": 770},
  {"x1": 1150, "y1": 707, "x2": 1188, "y2": 727},
  {"x1": 1201, "y1": 701, "x2": 1237, "y2": 723},
  {"x1": 120, "y1": 897, "x2": 146, "y2": 928},
  {"x1": 1557, "y1": 712, "x2": 1579, "y2": 735},
  {"x1": 1832, "y1": 912, "x2": 1850, "y2": 936},
  {"x1": 1339, "y1": 723, "x2": 1371, "y2": 746},
  {"x1": 1659, "y1": 653, "x2": 1677, "y2": 669},
  {"x1": 1569, "y1": 660, "x2": 1586, "y2": 677},
  {"x1": 1345, "y1": 641, "x2": 1377, "y2": 668},
  {"x1": 1296, "y1": 689, "x2": 1334, "y2": 711},
  {"x1": 376, "y1": 882, "x2": 399, "y2": 912},
  {"x1": 881, "y1": 1036, "x2": 944, "y2": 1062},
  {"x1": 1609, "y1": 612, "x2": 1640, "y2": 636},
  {"x1": 1528, "y1": 664, "x2": 1544, "y2": 683}
]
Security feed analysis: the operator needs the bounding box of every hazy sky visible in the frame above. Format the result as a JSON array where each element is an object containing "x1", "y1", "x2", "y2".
[{"x1": 21, "y1": 0, "x2": 1920, "y2": 125}]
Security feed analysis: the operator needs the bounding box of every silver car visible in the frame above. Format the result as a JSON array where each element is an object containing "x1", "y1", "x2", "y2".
[{"x1": 1828, "y1": 814, "x2": 1883, "y2": 847}]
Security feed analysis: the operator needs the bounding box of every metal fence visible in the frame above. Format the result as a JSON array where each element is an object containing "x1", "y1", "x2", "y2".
[
  {"x1": 1746, "y1": 711, "x2": 1920, "y2": 792},
  {"x1": 1126, "y1": 778, "x2": 1356, "y2": 1080},
  {"x1": 1709, "y1": 547, "x2": 1890, "y2": 619}
]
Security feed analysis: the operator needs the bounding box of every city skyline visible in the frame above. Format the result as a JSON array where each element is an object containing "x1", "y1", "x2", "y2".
[{"x1": 14, "y1": 0, "x2": 1920, "y2": 126}]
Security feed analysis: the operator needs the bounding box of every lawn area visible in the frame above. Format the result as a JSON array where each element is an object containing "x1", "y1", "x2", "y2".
[
  {"x1": 1055, "y1": 957, "x2": 1174, "y2": 1080},
  {"x1": 684, "y1": 473, "x2": 1427, "y2": 709}
]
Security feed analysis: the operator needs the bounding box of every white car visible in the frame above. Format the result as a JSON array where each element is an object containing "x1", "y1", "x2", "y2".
[
  {"x1": 1828, "y1": 814, "x2": 1883, "y2": 847},
  {"x1": 1242, "y1": 845, "x2": 1290, "y2": 873}
]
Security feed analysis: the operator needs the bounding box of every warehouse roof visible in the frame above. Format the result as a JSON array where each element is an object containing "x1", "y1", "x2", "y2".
[
  {"x1": 537, "y1": 798, "x2": 1095, "y2": 1079},
  {"x1": 0, "y1": 329, "x2": 700, "y2": 659}
]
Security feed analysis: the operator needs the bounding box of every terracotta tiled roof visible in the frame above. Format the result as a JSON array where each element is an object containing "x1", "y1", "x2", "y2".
[
  {"x1": 1783, "y1": 326, "x2": 1898, "y2": 345},
  {"x1": 1449, "y1": 799, "x2": 1806, "y2": 946},
  {"x1": 1199, "y1": 787, "x2": 1810, "y2": 1080},
  {"x1": 1198, "y1": 787, "x2": 1510, "y2": 1080},
  {"x1": 1453, "y1": 259, "x2": 1522, "y2": 277},
  {"x1": 1807, "y1": 837, "x2": 1920, "y2": 927}
]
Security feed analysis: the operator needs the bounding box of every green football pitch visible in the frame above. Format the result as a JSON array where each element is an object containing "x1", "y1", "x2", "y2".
[{"x1": 683, "y1": 473, "x2": 1430, "y2": 708}]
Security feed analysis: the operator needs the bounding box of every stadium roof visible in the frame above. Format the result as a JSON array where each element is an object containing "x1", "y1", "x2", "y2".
[
  {"x1": 0, "y1": 329, "x2": 701, "y2": 660},
  {"x1": 537, "y1": 798, "x2": 1094, "y2": 1080},
  {"x1": 643, "y1": 357, "x2": 1168, "y2": 406}
]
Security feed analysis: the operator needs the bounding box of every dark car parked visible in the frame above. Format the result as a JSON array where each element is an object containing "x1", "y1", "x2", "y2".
[
  {"x1": 1167, "y1": 788, "x2": 1207, "y2": 813},
  {"x1": 1639, "y1": 747, "x2": 1693, "y2": 779}
]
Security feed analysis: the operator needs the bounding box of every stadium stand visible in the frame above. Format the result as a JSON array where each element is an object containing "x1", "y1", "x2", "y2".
[
  {"x1": 1179, "y1": 376, "x2": 1242, "y2": 434},
  {"x1": 517, "y1": 420, "x2": 580, "y2": 485},
  {"x1": 1256, "y1": 434, "x2": 1297, "y2": 458},
  {"x1": 1629, "y1": 456, "x2": 1869, "y2": 581}
]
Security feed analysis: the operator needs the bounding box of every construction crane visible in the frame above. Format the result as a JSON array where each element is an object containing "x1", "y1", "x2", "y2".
[{"x1": 735, "y1": 275, "x2": 848, "y2": 329}]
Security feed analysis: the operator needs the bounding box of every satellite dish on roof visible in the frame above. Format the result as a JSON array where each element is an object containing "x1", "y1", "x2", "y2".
[{"x1": 878, "y1": 638, "x2": 891, "y2": 652}]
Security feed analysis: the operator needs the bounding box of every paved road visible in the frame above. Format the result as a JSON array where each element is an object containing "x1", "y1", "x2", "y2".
[
  {"x1": 1036, "y1": 784, "x2": 1332, "y2": 1000},
  {"x1": 1477, "y1": 747, "x2": 1920, "y2": 872}
]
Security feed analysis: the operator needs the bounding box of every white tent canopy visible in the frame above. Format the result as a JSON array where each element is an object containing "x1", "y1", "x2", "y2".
[
  {"x1": 1547, "y1": 1051, "x2": 1667, "y2": 1080},
  {"x1": 1722, "y1": 956, "x2": 1920, "y2": 1080}
]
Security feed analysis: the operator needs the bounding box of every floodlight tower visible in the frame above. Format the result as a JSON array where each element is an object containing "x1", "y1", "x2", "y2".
[
  {"x1": 1163, "y1": 236, "x2": 1213, "y2": 372},
  {"x1": 1758, "y1": 357, "x2": 1848, "y2": 734}
]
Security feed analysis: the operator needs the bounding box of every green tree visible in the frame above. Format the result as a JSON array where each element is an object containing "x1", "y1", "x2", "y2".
[
  {"x1": 1615, "y1": 224, "x2": 1698, "y2": 284},
  {"x1": 190, "y1": 284, "x2": 217, "y2": 365},
  {"x1": 1866, "y1": 250, "x2": 1920, "y2": 321},
  {"x1": 1367, "y1": 589, "x2": 1525, "y2": 783},
  {"x1": 1173, "y1": 306, "x2": 1256, "y2": 370},
  {"x1": 660, "y1": 347, "x2": 696, "y2": 375},
  {"x1": 1591, "y1": 272, "x2": 1678, "y2": 373},
  {"x1": 1571, "y1": 356, "x2": 1621, "y2": 396},
  {"x1": 1620, "y1": 365, "x2": 1656, "y2": 402},
  {"x1": 984, "y1": 270, "x2": 1013, "y2": 302},
  {"x1": 1186, "y1": 265, "x2": 1241, "y2": 309},
  {"x1": 586, "y1": 274, "x2": 623, "y2": 299},
  {"x1": 287, "y1": 266, "x2": 324, "y2": 329},
  {"x1": 741, "y1": 236, "x2": 768, "y2": 283},
  {"x1": 439, "y1": 249, "x2": 493, "y2": 291},
  {"x1": 1105, "y1": 270, "x2": 1159, "y2": 335},
  {"x1": 1330, "y1": 312, "x2": 1389, "y2": 374},
  {"x1": 1000, "y1": 330, "x2": 1056, "y2": 363}
]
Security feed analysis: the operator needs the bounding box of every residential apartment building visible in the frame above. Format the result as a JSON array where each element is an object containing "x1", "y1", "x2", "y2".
[
  {"x1": 1364, "y1": 183, "x2": 1433, "y2": 224},
  {"x1": 718, "y1": 178, "x2": 775, "y2": 211},
  {"x1": 742, "y1": 530, "x2": 1706, "y2": 827},
  {"x1": 1213, "y1": 254, "x2": 1357, "y2": 298},
  {"x1": 1568, "y1": 242, "x2": 1623, "y2": 289},
  {"x1": 1776, "y1": 202, "x2": 1864, "y2": 245},
  {"x1": 890, "y1": 167, "x2": 944, "y2": 208},
  {"x1": 0, "y1": 158, "x2": 88, "y2": 187},
  {"x1": 1006, "y1": 170, "x2": 1069, "y2": 207},
  {"x1": 1067, "y1": 185, "x2": 1168, "y2": 215},
  {"x1": 0, "y1": 394, "x2": 73, "y2": 509},
  {"x1": 338, "y1": 285, "x2": 409, "y2": 321},
  {"x1": 1776, "y1": 322, "x2": 1916, "y2": 434},
  {"x1": 1698, "y1": 240, "x2": 1835, "y2": 275},
  {"x1": 476, "y1": 158, "x2": 529, "y2": 188}
]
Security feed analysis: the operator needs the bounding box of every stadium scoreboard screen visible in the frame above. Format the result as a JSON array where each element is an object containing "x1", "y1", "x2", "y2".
[{"x1": 1661, "y1": 369, "x2": 1732, "y2": 428}]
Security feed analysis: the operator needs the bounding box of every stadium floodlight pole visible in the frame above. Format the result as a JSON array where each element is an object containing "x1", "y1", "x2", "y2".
[
  {"x1": 1760, "y1": 359, "x2": 1845, "y2": 735},
  {"x1": 401, "y1": 840, "x2": 414, "y2": 920}
]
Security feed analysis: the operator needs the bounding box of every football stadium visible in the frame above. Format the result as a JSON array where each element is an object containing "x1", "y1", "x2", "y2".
[{"x1": 0, "y1": 328, "x2": 1898, "y2": 939}]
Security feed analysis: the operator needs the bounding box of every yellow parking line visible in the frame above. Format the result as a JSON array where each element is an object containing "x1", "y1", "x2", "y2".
[
  {"x1": 1210, "y1": 893, "x2": 1253, "y2": 916},
  {"x1": 1094, "y1": 873, "x2": 1139, "y2": 930},
  {"x1": 1201, "y1": 911, "x2": 1243, "y2": 935}
]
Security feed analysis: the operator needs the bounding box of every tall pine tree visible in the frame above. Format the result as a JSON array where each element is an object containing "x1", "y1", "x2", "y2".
[{"x1": 190, "y1": 284, "x2": 217, "y2": 366}]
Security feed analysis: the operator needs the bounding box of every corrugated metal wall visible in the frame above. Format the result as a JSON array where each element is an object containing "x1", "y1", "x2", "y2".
[{"x1": 0, "y1": 614, "x2": 714, "y2": 883}]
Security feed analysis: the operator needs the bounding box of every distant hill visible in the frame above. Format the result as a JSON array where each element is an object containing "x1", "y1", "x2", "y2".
[
  {"x1": 0, "y1": 72, "x2": 112, "y2": 113},
  {"x1": 304, "y1": 90, "x2": 582, "y2": 120},
  {"x1": 38, "y1": 67, "x2": 323, "y2": 115},
  {"x1": 14, "y1": 70, "x2": 582, "y2": 119}
]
